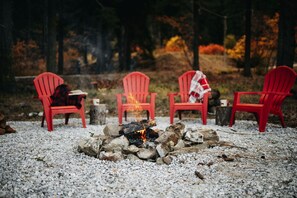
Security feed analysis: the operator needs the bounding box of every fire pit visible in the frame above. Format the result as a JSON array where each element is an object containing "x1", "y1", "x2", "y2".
[{"x1": 77, "y1": 120, "x2": 225, "y2": 165}]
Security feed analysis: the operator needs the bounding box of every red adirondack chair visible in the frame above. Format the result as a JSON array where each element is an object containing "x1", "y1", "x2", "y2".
[
  {"x1": 116, "y1": 72, "x2": 157, "y2": 124},
  {"x1": 229, "y1": 66, "x2": 297, "y2": 132},
  {"x1": 168, "y1": 70, "x2": 210, "y2": 125},
  {"x1": 33, "y1": 72, "x2": 86, "y2": 131}
]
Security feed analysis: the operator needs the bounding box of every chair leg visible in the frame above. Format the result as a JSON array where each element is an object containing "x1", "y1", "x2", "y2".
[
  {"x1": 278, "y1": 113, "x2": 286, "y2": 128},
  {"x1": 65, "y1": 113, "x2": 70, "y2": 125},
  {"x1": 41, "y1": 112, "x2": 45, "y2": 127},
  {"x1": 146, "y1": 110, "x2": 149, "y2": 120},
  {"x1": 258, "y1": 113, "x2": 269, "y2": 132},
  {"x1": 150, "y1": 109, "x2": 155, "y2": 121},
  {"x1": 229, "y1": 110, "x2": 236, "y2": 127},
  {"x1": 202, "y1": 109, "x2": 207, "y2": 125},
  {"x1": 118, "y1": 110, "x2": 123, "y2": 125},
  {"x1": 178, "y1": 111, "x2": 182, "y2": 120},
  {"x1": 46, "y1": 114, "x2": 53, "y2": 131},
  {"x1": 124, "y1": 111, "x2": 127, "y2": 121},
  {"x1": 169, "y1": 109, "x2": 175, "y2": 124},
  {"x1": 253, "y1": 113, "x2": 260, "y2": 124},
  {"x1": 80, "y1": 111, "x2": 86, "y2": 128}
]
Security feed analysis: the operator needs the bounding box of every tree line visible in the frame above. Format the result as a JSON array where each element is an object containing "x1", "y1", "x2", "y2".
[{"x1": 0, "y1": 0, "x2": 296, "y2": 91}]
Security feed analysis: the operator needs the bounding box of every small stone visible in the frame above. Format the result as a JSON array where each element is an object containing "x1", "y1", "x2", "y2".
[
  {"x1": 162, "y1": 156, "x2": 173, "y2": 165},
  {"x1": 195, "y1": 171, "x2": 204, "y2": 180}
]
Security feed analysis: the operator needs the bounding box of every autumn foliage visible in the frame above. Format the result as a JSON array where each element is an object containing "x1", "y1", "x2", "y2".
[
  {"x1": 165, "y1": 36, "x2": 225, "y2": 56},
  {"x1": 165, "y1": 36, "x2": 188, "y2": 52},
  {"x1": 199, "y1": 44, "x2": 225, "y2": 55},
  {"x1": 227, "y1": 13, "x2": 279, "y2": 71},
  {"x1": 12, "y1": 40, "x2": 45, "y2": 76}
]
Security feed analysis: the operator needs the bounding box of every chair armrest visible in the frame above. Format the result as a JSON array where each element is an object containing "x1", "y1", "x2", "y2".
[
  {"x1": 149, "y1": 93, "x2": 157, "y2": 108},
  {"x1": 202, "y1": 91, "x2": 210, "y2": 106},
  {"x1": 116, "y1": 94, "x2": 123, "y2": 106},
  {"x1": 233, "y1": 91, "x2": 262, "y2": 104},
  {"x1": 149, "y1": 92, "x2": 157, "y2": 101},
  {"x1": 168, "y1": 93, "x2": 179, "y2": 108},
  {"x1": 167, "y1": 92, "x2": 179, "y2": 101},
  {"x1": 235, "y1": 91, "x2": 262, "y2": 96},
  {"x1": 167, "y1": 92, "x2": 179, "y2": 96}
]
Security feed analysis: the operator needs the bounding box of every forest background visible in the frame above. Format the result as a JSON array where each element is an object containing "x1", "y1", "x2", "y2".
[{"x1": 0, "y1": 0, "x2": 296, "y2": 127}]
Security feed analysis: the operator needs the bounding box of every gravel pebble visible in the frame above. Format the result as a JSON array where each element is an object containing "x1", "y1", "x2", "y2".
[{"x1": 0, "y1": 117, "x2": 296, "y2": 197}]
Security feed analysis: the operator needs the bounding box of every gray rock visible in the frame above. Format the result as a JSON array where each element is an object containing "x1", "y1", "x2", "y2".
[
  {"x1": 103, "y1": 135, "x2": 129, "y2": 152},
  {"x1": 137, "y1": 147, "x2": 157, "y2": 159},
  {"x1": 103, "y1": 124, "x2": 123, "y2": 137}
]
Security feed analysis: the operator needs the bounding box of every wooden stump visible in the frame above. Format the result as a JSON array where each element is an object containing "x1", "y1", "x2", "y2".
[
  {"x1": 215, "y1": 106, "x2": 232, "y2": 126},
  {"x1": 89, "y1": 104, "x2": 106, "y2": 125}
]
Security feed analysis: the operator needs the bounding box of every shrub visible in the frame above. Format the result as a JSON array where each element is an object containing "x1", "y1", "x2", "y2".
[
  {"x1": 165, "y1": 36, "x2": 188, "y2": 52},
  {"x1": 199, "y1": 44, "x2": 225, "y2": 55}
]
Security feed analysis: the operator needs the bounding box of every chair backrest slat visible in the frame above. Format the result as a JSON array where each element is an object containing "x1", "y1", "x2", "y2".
[
  {"x1": 260, "y1": 66, "x2": 297, "y2": 112},
  {"x1": 34, "y1": 72, "x2": 64, "y2": 98},
  {"x1": 178, "y1": 70, "x2": 196, "y2": 102},
  {"x1": 123, "y1": 72, "x2": 149, "y2": 103}
]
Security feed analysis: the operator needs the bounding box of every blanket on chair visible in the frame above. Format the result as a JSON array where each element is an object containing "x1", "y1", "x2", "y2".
[
  {"x1": 189, "y1": 71, "x2": 211, "y2": 103},
  {"x1": 50, "y1": 84, "x2": 86, "y2": 109}
]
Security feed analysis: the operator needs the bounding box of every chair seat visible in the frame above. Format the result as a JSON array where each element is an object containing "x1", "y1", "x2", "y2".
[
  {"x1": 172, "y1": 103, "x2": 203, "y2": 110},
  {"x1": 235, "y1": 104, "x2": 263, "y2": 109},
  {"x1": 173, "y1": 102, "x2": 203, "y2": 106},
  {"x1": 50, "y1": 105, "x2": 83, "y2": 114},
  {"x1": 122, "y1": 103, "x2": 151, "y2": 107}
]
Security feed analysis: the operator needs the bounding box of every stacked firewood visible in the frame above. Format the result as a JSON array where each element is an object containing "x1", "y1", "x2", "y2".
[{"x1": 0, "y1": 113, "x2": 16, "y2": 135}]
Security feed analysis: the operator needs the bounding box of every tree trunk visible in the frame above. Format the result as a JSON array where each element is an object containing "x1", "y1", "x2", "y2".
[
  {"x1": 192, "y1": 0, "x2": 200, "y2": 71},
  {"x1": 42, "y1": 0, "x2": 48, "y2": 58},
  {"x1": 119, "y1": 25, "x2": 128, "y2": 71},
  {"x1": 0, "y1": 0, "x2": 15, "y2": 92},
  {"x1": 276, "y1": 0, "x2": 296, "y2": 68},
  {"x1": 118, "y1": 26, "x2": 124, "y2": 71},
  {"x1": 96, "y1": 19, "x2": 103, "y2": 74},
  {"x1": 57, "y1": 0, "x2": 64, "y2": 74},
  {"x1": 46, "y1": 0, "x2": 57, "y2": 72},
  {"x1": 243, "y1": 0, "x2": 252, "y2": 77},
  {"x1": 26, "y1": 0, "x2": 32, "y2": 41},
  {"x1": 126, "y1": 28, "x2": 131, "y2": 71}
]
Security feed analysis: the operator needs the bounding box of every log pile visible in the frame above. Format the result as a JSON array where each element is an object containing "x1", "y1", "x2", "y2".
[{"x1": 0, "y1": 113, "x2": 16, "y2": 135}]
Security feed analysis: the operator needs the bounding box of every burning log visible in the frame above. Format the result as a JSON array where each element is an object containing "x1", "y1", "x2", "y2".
[{"x1": 119, "y1": 120, "x2": 159, "y2": 146}]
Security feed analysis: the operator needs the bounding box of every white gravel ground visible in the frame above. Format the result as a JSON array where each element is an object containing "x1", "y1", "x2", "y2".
[{"x1": 0, "y1": 117, "x2": 297, "y2": 198}]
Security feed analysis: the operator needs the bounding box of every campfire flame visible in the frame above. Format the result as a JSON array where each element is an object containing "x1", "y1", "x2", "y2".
[
  {"x1": 127, "y1": 93, "x2": 143, "y2": 122},
  {"x1": 137, "y1": 127, "x2": 147, "y2": 143}
]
